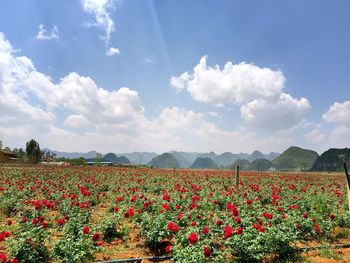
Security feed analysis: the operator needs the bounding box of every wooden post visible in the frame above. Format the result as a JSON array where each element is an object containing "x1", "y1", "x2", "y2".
[
  {"x1": 343, "y1": 161, "x2": 350, "y2": 212},
  {"x1": 236, "y1": 161, "x2": 239, "y2": 188}
]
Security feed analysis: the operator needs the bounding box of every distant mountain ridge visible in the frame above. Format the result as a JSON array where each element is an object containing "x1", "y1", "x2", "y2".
[
  {"x1": 311, "y1": 148, "x2": 350, "y2": 172},
  {"x1": 149, "y1": 153, "x2": 180, "y2": 168},
  {"x1": 44, "y1": 149, "x2": 281, "y2": 168},
  {"x1": 272, "y1": 146, "x2": 319, "y2": 171},
  {"x1": 190, "y1": 157, "x2": 218, "y2": 169}
]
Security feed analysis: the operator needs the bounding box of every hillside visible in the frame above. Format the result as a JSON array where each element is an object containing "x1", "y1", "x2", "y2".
[
  {"x1": 169, "y1": 151, "x2": 192, "y2": 168},
  {"x1": 311, "y1": 148, "x2": 350, "y2": 172},
  {"x1": 272, "y1": 146, "x2": 319, "y2": 171},
  {"x1": 190, "y1": 157, "x2": 218, "y2": 169},
  {"x1": 226, "y1": 159, "x2": 251, "y2": 171},
  {"x1": 102, "y1": 153, "x2": 118, "y2": 162},
  {"x1": 149, "y1": 153, "x2": 180, "y2": 168},
  {"x1": 250, "y1": 158, "x2": 272, "y2": 171}
]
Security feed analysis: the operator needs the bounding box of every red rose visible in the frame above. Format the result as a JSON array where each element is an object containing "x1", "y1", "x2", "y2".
[
  {"x1": 125, "y1": 208, "x2": 134, "y2": 218},
  {"x1": 202, "y1": 226, "x2": 209, "y2": 235},
  {"x1": 0, "y1": 253, "x2": 7, "y2": 263},
  {"x1": 188, "y1": 232, "x2": 198, "y2": 245},
  {"x1": 92, "y1": 232, "x2": 100, "y2": 241},
  {"x1": 167, "y1": 222, "x2": 179, "y2": 233},
  {"x1": 83, "y1": 226, "x2": 90, "y2": 235},
  {"x1": 216, "y1": 219, "x2": 223, "y2": 226},
  {"x1": 314, "y1": 224, "x2": 321, "y2": 233},
  {"x1": 224, "y1": 225, "x2": 233, "y2": 238},
  {"x1": 114, "y1": 206, "x2": 119, "y2": 212},
  {"x1": 203, "y1": 246, "x2": 211, "y2": 257},
  {"x1": 165, "y1": 245, "x2": 171, "y2": 253}
]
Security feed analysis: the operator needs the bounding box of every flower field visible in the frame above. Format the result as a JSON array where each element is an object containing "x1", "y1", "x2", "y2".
[{"x1": 0, "y1": 167, "x2": 349, "y2": 262}]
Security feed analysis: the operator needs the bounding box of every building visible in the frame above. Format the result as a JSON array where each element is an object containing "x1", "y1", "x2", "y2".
[{"x1": 0, "y1": 150, "x2": 19, "y2": 163}]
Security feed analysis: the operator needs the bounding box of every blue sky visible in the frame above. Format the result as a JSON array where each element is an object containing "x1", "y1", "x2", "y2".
[{"x1": 0, "y1": 0, "x2": 349, "y2": 154}]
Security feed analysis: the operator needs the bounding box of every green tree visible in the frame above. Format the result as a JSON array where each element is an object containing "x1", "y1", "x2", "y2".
[
  {"x1": 26, "y1": 139, "x2": 41, "y2": 164},
  {"x1": 94, "y1": 152, "x2": 102, "y2": 166},
  {"x1": 18, "y1": 148, "x2": 26, "y2": 162},
  {"x1": 0, "y1": 140, "x2": 2, "y2": 149}
]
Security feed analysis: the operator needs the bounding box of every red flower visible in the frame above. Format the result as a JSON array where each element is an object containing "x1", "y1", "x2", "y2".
[
  {"x1": 114, "y1": 206, "x2": 119, "y2": 212},
  {"x1": 92, "y1": 232, "x2": 100, "y2": 241},
  {"x1": 7, "y1": 219, "x2": 12, "y2": 226},
  {"x1": 0, "y1": 253, "x2": 7, "y2": 263},
  {"x1": 330, "y1": 214, "x2": 335, "y2": 220},
  {"x1": 216, "y1": 219, "x2": 223, "y2": 226},
  {"x1": 165, "y1": 245, "x2": 171, "y2": 253},
  {"x1": 224, "y1": 225, "x2": 233, "y2": 238},
  {"x1": 303, "y1": 213, "x2": 308, "y2": 219},
  {"x1": 56, "y1": 218, "x2": 65, "y2": 226},
  {"x1": 188, "y1": 232, "x2": 198, "y2": 245},
  {"x1": 11, "y1": 259, "x2": 19, "y2": 263},
  {"x1": 202, "y1": 226, "x2": 209, "y2": 235},
  {"x1": 235, "y1": 217, "x2": 241, "y2": 224},
  {"x1": 125, "y1": 208, "x2": 134, "y2": 218},
  {"x1": 167, "y1": 222, "x2": 179, "y2": 233},
  {"x1": 314, "y1": 224, "x2": 321, "y2": 234},
  {"x1": 235, "y1": 227, "x2": 243, "y2": 235},
  {"x1": 83, "y1": 226, "x2": 90, "y2": 235},
  {"x1": 203, "y1": 246, "x2": 211, "y2": 257},
  {"x1": 162, "y1": 203, "x2": 171, "y2": 210},
  {"x1": 191, "y1": 221, "x2": 196, "y2": 226}
]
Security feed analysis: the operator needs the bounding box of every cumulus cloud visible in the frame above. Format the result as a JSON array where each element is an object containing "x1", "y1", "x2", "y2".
[
  {"x1": 35, "y1": 24, "x2": 59, "y2": 40},
  {"x1": 240, "y1": 93, "x2": 310, "y2": 130},
  {"x1": 106, "y1": 47, "x2": 120, "y2": 56},
  {"x1": 303, "y1": 129, "x2": 326, "y2": 143},
  {"x1": 323, "y1": 101, "x2": 350, "y2": 126},
  {"x1": 81, "y1": 0, "x2": 116, "y2": 44},
  {"x1": 0, "y1": 32, "x2": 334, "y2": 154},
  {"x1": 0, "y1": 31, "x2": 148, "y2": 151},
  {"x1": 171, "y1": 56, "x2": 310, "y2": 130}
]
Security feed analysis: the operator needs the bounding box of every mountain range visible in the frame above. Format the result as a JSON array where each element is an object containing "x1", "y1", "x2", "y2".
[
  {"x1": 48, "y1": 149, "x2": 280, "y2": 167},
  {"x1": 44, "y1": 147, "x2": 350, "y2": 172}
]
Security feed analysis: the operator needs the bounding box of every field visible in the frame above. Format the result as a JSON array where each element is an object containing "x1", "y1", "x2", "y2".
[{"x1": 0, "y1": 166, "x2": 350, "y2": 263}]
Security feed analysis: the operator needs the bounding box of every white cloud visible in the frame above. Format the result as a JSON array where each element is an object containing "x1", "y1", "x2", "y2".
[
  {"x1": 240, "y1": 93, "x2": 310, "y2": 130},
  {"x1": 171, "y1": 56, "x2": 310, "y2": 130},
  {"x1": 63, "y1": 115, "x2": 90, "y2": 128},
  {"x1": 35, "y1": 24, "x2": 59, "y2": 40},
  {"x1": 208, "y1": 111, "x2": 218, "y2": 117},
  {"x1": 0, "y1": 32, "x2": 341, "y2": 154},
  {"x1": 81, "y1": 0, "x2": 116, "y2": 44},
  {"x1": 170, "y1": 72, "x2": 190, "y2": 90},
  {"x1": 323, "y1": 101, "x2": 350, "y2": 126},
  {"x1": 106, "y1": 47, "x2": 120, "y2": 56},
  {"x1": 329, "y1": 126, "x2": 350, "y2": 147},
  {"x1": 304, "y1": 129, "x2": 326, "y2": 143}
]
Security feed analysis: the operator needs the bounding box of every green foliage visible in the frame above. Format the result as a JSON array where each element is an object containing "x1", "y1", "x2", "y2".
[
  {"x1": 319, "y1": 249, "x2": 342, "y2": 260},
  {"x1": 99, "y1": 215, "x2": 119, "y2": 242},
  {"x1": 8, "y1": 223, "x2": 49, "y2": 263},
  {"x1": 53, "y1": 214, "x2": 98, "y2": 262},
  {"x1": 25, "y1": 139, "x2": 41, "y2": 164}
]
